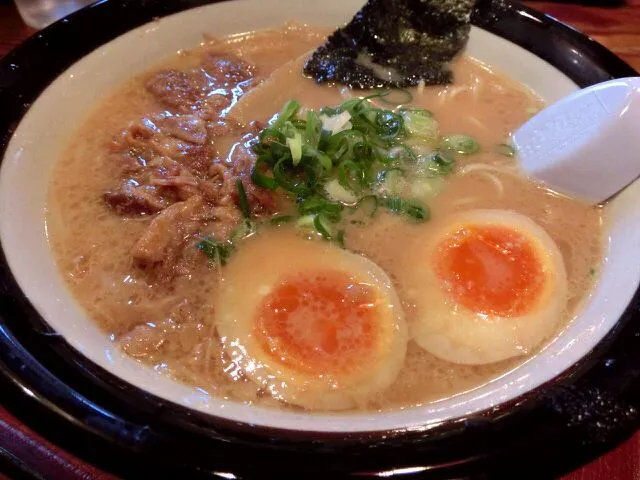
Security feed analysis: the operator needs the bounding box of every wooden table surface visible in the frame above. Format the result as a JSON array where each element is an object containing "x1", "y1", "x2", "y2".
[{"x1": 0, "y1": 1, "x2": 639, "y2": 479}]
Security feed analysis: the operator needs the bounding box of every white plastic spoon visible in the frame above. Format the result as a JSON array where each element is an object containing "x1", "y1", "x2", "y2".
[{"x1": 512, "y1": 77, "x2": 640, "y2": 204}]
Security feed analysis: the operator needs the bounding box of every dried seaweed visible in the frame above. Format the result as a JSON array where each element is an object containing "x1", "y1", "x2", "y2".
[{"x1": 304, "y1": 0, "x2": 475, "y2": 88}]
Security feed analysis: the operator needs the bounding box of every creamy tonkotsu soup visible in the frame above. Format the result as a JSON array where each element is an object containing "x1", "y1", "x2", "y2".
[{"x1": 47, "y1": 25, "x2": 604, "y2": 412}]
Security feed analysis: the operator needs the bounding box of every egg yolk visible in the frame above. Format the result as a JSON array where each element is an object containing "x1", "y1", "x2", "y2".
[
  {"x1": 434, "y1": 225, "x2": 545, "y2": 317},
  {"x1": 255, "y1": 270, "x2": 379, "y2": 375}
]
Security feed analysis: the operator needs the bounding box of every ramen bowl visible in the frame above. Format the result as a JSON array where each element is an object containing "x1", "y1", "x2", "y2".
[{"x1": 0, "y1": 0, "x2": 639, "y2": 477}]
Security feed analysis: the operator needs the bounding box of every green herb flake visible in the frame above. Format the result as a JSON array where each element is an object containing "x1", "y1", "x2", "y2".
[
  {"x1": 440, "y1": 134, "x2": 479, "y2": 155},
  {"x1": 270, "y1": 215, "x2": 295, "y2": 226},
  {"x1": 380, "y1": 196, "x2": 429, "y2": 222},
  {"x1": 236, "y1": 179, "x2": 251, "y2": 219},
  {"x1": 197, "y1": 220, "x2": 256, "y2": 265},
  {"x1": 197, "y1": 237, "x2": 235, "y2": 265}
]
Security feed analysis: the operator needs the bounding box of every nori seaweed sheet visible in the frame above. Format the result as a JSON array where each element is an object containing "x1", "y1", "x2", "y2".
[{"x1": 304, "y1": 0, "x2": 475, "y2": 88}]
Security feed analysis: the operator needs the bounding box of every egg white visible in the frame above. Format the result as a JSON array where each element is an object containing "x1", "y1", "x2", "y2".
[
  {"x1": 215, "y1": 228, "x2": 408, "y2": 410},
  {"x1": 401, "y1": 209, "x2": 568, "y2": 365}
]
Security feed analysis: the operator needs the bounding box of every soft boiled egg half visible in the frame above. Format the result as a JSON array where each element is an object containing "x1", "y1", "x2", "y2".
[
  {"x1": 400, "y1": 209, "x2": 568, "y2": 365},
  {"x1": 215, "y1": 228, "x2": 408, "y2": 410}
]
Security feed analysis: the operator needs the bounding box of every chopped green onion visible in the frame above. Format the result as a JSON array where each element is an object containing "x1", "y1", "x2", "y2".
[
  {"x1": 374, "y1": 88, "x2": 413, "y2": 106},
  {"x1": 380, "y1": 196, "x2": 429, "y2": 222},
  {"x1": 251, "y1": 158, "x2": 279, "y2": 190},
  {"x1": 229, "y1": 219, "x2": 255, "y2": 243},
  {"x1": 354, "y1": 195, "x2": 379, "y2": 218},
  {"x1": 440, "y1": 134, "x2": 480, "y2": 155},
  {"x1": 409, "y1": 177, "x2": 445, "y2": 202},
  {"x1": 424, "y1": 149, "x2": 456, "y2": 176},
  {"x1": 381, "y1": 196, "x2": 404, "y2": 213},
  {"x1": 404, "y1": 202, "x2": 429, "y2": 221},
  {"x1": 337, "y1": 159, "x2": 366, "y2": 192},
  {"x1": 324, "y1": 178, "x2": 358, "y2": 204},
  {"x1": 309, "y1": 214, "x2": 345, "y2": 245},
  {"x1": 270, "y1": 215, "x2": 295, "y2": 225},
  {"x1": 272, "y1": 100, "x2": 300, "y2": 130},
  {"x1": 401, "y1": 108, "x2": 438, "y2": 142},
  {"x1": 304, "y1": 144, "x2": 333, "y2": 171},
  {"x1": 376, "y1": 167, "x2": 405, "y2": 183},
  {"x1": 246, "y1": 96, "x2": 461, "y2": 248},
  {"x1": 236, "y1": 179, "x2": 251, "y2": 219},
  {"x1": 287, "y1": 131, "x2": 303, "y2": 166},
  {"x1": 381, "y1": 168, "x2": 407, "y2": 196},
  {"x1": 290, "y1": 119, "x2": 306, "y2": 130},
  {"x1": 199, "y1": 216, "x2": 256, "y2": 264},
  {"x1": 387, "y1": 144, "x2": 417, "y2": 164},
  {"x1": 376, "y1": 111, "x2": 404, "y2": 141},
  {"x1": 496, "y1": 143, "x2": 516, "y2": 157},
  {"x1": 400, "y1": 107, "x2": 433, "y2": 116},
  {"x1": 305, "y1": 110, "x2": 322, "y2": 146},
  {"x1": 313, "y1": 214, "x2": 334, "y2": 239},
  {"x1": 197, "y1": 237, "x2": 234, "y2": 265},
  {"x1": 295, "y1": 214, "x2": 316, "y2": 229},
  {"x1": 298, "y1": 195, "x2": 343, "y2": 221},
  {"x1": 256, "y1": 128, "x2": 286, "y2": 149},
  {"x1": 273, "y1": 158, "x2": 319, "y2": 195}
]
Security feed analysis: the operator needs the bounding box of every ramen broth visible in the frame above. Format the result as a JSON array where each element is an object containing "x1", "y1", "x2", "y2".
[{"x1": 47, "y1": 26, "x2": 604, "y2": 411}]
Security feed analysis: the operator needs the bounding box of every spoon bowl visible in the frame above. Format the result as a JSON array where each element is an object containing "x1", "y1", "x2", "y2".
[{"x1": 513, "y1": 77, "x2": 640, "y2": 204}]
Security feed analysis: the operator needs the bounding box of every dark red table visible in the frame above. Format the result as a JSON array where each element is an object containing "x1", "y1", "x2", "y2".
[{"x1": 1, "y1": 1, "x2": 639, "y2": 478}]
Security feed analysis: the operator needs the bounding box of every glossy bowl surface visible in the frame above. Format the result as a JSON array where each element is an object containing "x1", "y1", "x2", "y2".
[{"x1": 0, "y1": 0, "x2": 638, "y2": 477}]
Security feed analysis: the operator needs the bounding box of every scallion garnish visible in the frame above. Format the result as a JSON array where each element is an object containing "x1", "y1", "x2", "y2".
[
  {"x1": 270, "y1": 215, "x2": 295, "y2": 226},
  {"x1": 298, "y1": 195, "x2": 343, "y2": 221},
  {"x1": 374, "y1": 88, "x2": 413, "y2": 106},
  {"x1": 376, "y1": 111, "x2": 404, "y2": 141},
  {"x1": 236, "y1": 179, "x2": 251, "y2": 219},
  {"x1": 313, "y1": 214, "x2": 334, "y2": 239},
  {"x1": 247, "y1": 96, "x2": 460, "y2": 242},
  {"x1": 353, "y1": 195, "x2": 379, "y2": 217},
  {"x1": 272, "y1": 99, "x2": 301, "y2": 130},
  {"x1": 251, "y1": 157, "x2": 279, "y2": 190},
  {"x1": 272, "y1": 158, "x2": 320, "y2": 195},
  {"x1": 197, "y1": 237, "x2": 235, "y2": 265},
  {"x1": 401, "y1": 108, "x2": 437, "y2": 142},
  {"x1": 198, "y1": 214, "x2": 255, "y2": 265},
  {"x1": 287, "y1": 131, "x2": 303, "y2": 165},
  {"x1": 425, "y1": 149, "x2": 456, "y2": 176},
  {"x1": 229, "y1": 219, "x2": 255, "y2": 243},
  {"x1": 379, "y1": 196, "x2": 429, "y2": 221},
  {"x1": 440, "y1": 134, "x2": 480, "y2": 155},
  {"x1": 377, "y1": 167, "x2": 405, "y2": 183},
  {"x1": 197, "y1": 92, "x2": 489, "y2": 265}
]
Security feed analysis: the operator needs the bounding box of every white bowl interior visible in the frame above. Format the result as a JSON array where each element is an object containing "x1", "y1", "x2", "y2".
[{"x1": 1, "y1": 0, "x2": 639, "y2": 433}]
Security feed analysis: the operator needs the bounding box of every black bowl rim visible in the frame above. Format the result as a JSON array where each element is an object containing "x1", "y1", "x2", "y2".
[{"x1": 0, "y1": 0, "x2": 639, "y2": 477}]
